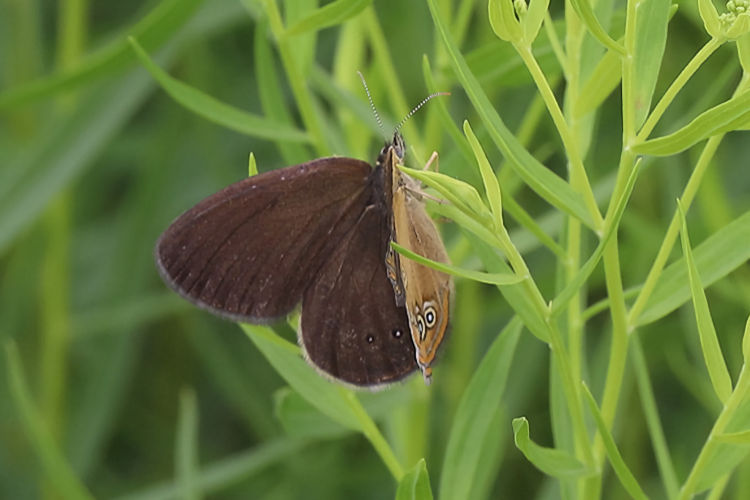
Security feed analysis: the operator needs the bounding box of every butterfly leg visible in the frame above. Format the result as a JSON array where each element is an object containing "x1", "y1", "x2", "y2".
[{"x1": 422, "y1": 151, "x2": 439, "y2": 172}]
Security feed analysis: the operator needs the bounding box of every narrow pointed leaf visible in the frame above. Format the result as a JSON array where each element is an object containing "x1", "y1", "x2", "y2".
[
  {"x1": 632, "y1": 0, "x2": 671, "y2": 129},
  {"x1": 633, "y1": 89, "x2": 750, "y2": 156},
  {"x1": 582, "y1": 384, "x2": 648, "y2": 500},
  {"x1": 129, "y1": 38, "x2": 310, "y2": 143},
  {"x1": 511, "y1": 417, "x2": 593, "y2": 478},
  {"x1": 285, "y1": 0, "x2": 372, "y2": 36},
  {"x1": 464, "y1": 120, "x2": 503, "y2": 228},
  {"x1": 638, "y1": 210, "x2": 750, "y2": 325},
  {"x1": 678, "y1": 202, "x2": 733, "y2": 403},
  {"x1": 241, "y1": 325, "x2": 362, "y2": 431},
  {"x1": 568, "y1": 0, "x2": 625, "y2": 54},
  {"x1": 396, "y1": 459, "x2": 433, "y2": 500},
  {"x1": 574, "y1": 47, "x2": 622, "y2": 118},
  {"x1": 391, "y1": 242, "x2": 523, "y2": 285}
]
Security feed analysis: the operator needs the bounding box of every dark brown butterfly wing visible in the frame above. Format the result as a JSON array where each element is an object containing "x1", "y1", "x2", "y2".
[
  {"x1": 155, "y1": 157, "x2": 373, "y2": 322},
  {"x1": 300, "y1": 204, "x2": 416, "y2": 386}
]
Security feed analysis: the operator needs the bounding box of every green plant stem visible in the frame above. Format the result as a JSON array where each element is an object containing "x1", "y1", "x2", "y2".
[
  {"x1": 515, "y1": 43, "x2": 602, "y2": 230},
  {"x1": 345, "y1": 391, "x2": 405, "y2": 481},
  {"x1": 547, "y1": 322, "x2": 596, "y2": 472},
  {"x1": 38, "y1": 3, "x2": 85, "y2": 498},
  {"x1": 679, "y1": 362, "x2": 750, "y2": 499},
  {"x1": 621, "y1": 0, "x2": 638, "y2": 148},
  {"x1": 495, "y1": 228, "x2": 595, "y2": 471},
  {"x1": 566, "y1": 219, "x2": 583, "y2": 383},
  {"x1": 635, "y1": 37, "x2": 723, "y2": 143},
  {"x1": 260, "y1": 0, "x2": 329, "y2": 156},
  {"x1": 632, "y1": 334, "x2": 679, "y2": 498},
  {"x1": 628, "y1": 74, "x2": 750, "y2": 326}
]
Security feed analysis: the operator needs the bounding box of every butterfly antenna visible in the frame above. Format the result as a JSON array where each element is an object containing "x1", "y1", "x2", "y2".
[
  {"x1": 395, "y1": 91, "x2": 451, "y2": 134},
  {"x1": 357, "y1": 71, "x2": 385, "y2": 137}
]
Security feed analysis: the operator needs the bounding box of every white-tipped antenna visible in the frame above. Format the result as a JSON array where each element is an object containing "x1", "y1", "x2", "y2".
[
  {"x1": 357, "y1": 71, "x2": 385, "y2": 136},
  {"x1": 395, "y1": 91, "x2": 451, "y2": 133}
]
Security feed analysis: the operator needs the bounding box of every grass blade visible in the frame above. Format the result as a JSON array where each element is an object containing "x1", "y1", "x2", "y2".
[
  {"x1": 175, "y1": 388, "x2": 200, "y2": 500},
  {"x1": 129, "y1": 37, "x2": 310, "y2": 143},
  {"x1": 0, "y1": 0, "x2": 204, "y2": 109},
  {"x1": 285, "y1": 0, "x2": 372, "y2": 36},
  {"x1": 439, "y1": 318, "x2": 522, "y2": 499},
  {"x1": 5, "y1": 342, "x2": 94, "y2": 500}
]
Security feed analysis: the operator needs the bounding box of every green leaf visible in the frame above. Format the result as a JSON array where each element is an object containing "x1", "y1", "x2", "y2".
[
  {"x1": 274, "y1": 386, "x2": 411, "y2": 439},
  {"x1": 715, "y1": 430, "x2": 750, "y2": 444},
  {"x1": 285, "y1": 0, "x2": 372, "y2": 36},
  {"x1": 395, "y1": 459, "x2": 433, "y2": 500},
  {"x1": 638, "y1": 210, "x2": 750, "y2": 326},
  {"x1": 129, "y1": 37, "x2": 310, "y2": 143},
  {"x1": 488, "y1": 0, "x2": 522, "y2": 43},
  {"x1": 248, "y1": 153, "x2": 258, "y2": 177},
  {"x1": 464, "y1": 120, "x2": 503, "y2": 229},
  {"x1": 582, "y1": 385, "x2": 648, "y2": 500},
  {"x1": 274, "y1": 388, "x2": 350, "y2": 439},
  {"x1": 699, "y1": 0, "x2": 723, "y2": 38},
  {"x1": 511, "y1": 417, "x2": 593, "y2": 478},
  {"x1": 5, "y1": 342, "x2": 95, "y2": 500},
  {"x1": 744, "y1": 315, "x2": 750, "y2": 363},
  {"x1": 0, "y1": 0, "x2": 204, "y2": 109},
  {"x1": 390, "y1": 242, "x2": 523, "y2": 285},
  {"x1": 574, "y1": 46, "x2": 622, "y2": 118},
  {"x1": 439, "y1": 319, "x2": 522, "y2": 499},
  {"x1": 633, "y1": 89, "x2": 750, "y2": 156},
  {"x1": 524, "y1": 0, "x2": 550, "y2": 43},
  {"x1": 397, "y1": 165, "x2": 493, "y2": 226},
  {"x1": 678, "y1": 201, "x2": 733, "y2": 403},
  {"x1": 726, "y1": 13, "x2": 750, "y2": 39},
  {"x1": 736, "y1": 33, "x2": 750, "y2": 74},
  {"x1": 241, "y1": 325, "x2": 362, "y2": 431},
  {"x1": 632, "y1": 0, "x2": 671, "y2": 129},
  {"x1": 426, "y1": 0, "x2": 597, "y2": 230},
  {"x1": 568, "y1": 0, "x2": 625, "y2": 55}
]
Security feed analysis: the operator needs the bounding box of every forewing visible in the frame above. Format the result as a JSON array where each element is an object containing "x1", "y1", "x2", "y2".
[
  {"x1": 155, "y1": 157, "x2": 373, "y2": 322},
  {"x1": 300, "y1": 204, "x2": 416, "y2": 387}
]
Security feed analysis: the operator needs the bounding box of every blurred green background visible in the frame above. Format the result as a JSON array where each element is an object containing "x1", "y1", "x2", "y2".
[{"x1": 2, "y1": 0, "x2": 750, "y2": 498}]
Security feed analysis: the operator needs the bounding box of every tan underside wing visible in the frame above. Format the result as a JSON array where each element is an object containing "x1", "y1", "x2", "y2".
[{"x1": 389, "y1": 149, "x2": 452, "y2": 383}]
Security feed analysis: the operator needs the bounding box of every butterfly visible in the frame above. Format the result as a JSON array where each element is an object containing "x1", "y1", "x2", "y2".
[{"x1": 155, "y1": 90, "x2": 452, "y2": 388}]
